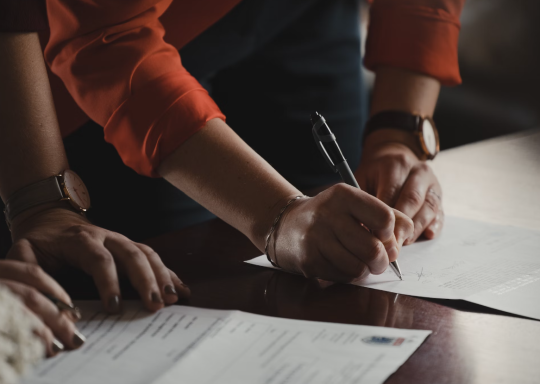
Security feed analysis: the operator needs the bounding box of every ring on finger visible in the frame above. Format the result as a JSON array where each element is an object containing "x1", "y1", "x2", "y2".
[{"x1": 427, "y1": 188, "x2": 441, "y2": 201}]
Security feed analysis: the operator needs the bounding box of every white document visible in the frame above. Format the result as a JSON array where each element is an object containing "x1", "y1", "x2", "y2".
[
  {"x1": 23, "y1": 301, "x2": 431, "y2": 384},
  {"x1": 247, "y1": 216, "x2": 540, "y2": 320}
]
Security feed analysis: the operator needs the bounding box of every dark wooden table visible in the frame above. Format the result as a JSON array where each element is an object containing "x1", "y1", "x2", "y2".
[{"x1": 63, "y1": 130, "x2": 540, "y2": 384}]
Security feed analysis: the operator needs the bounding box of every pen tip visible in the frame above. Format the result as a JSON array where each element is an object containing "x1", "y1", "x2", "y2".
[
  {"x1": 399, "y1": 276, "x2": 403, "y2": 281},
  {"x1": 310, "y1": 111, "x2": 321, "y2": 125}
]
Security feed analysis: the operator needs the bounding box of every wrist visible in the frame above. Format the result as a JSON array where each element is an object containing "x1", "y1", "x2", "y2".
[
  {"x1": 10, "y1": 201, "x2": 87, "y2": 235},
  {"x1": 250, "y1": 192, "x2": 304, "y2": 252},
  {"x1": 363, "y1": 128, "x2": 425, "y2": 160}
]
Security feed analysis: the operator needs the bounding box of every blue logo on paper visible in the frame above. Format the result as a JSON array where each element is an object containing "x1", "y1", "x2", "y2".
[{"x1": 362, "y1": 336, "x2": 405, "y2": 346}]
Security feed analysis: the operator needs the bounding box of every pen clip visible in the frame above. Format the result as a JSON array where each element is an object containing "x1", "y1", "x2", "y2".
[{"x1": 312, "y1": 124, "x2": 338, "y2": 173}]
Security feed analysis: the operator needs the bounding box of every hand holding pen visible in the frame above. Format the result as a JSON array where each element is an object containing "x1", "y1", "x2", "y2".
[
  {"x1": 263, "y1": 116, "x2": 413, "y2": 282},
  {"x1": 310, "y1": 112, "x2": 413, "y2": 280}
]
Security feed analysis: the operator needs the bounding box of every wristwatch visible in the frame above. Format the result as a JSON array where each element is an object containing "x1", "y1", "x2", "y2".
[
  {"x1": 364, "y1": 111, "x2": 440, "y2": 160},
  {"x1": 3, "y1": 170, "x2": 91, "y2": 229}
]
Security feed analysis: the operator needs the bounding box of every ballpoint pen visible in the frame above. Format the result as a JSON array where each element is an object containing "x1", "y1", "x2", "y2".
[{"x1": 310, "y1": 111, "x2": 403, "y2": 280}]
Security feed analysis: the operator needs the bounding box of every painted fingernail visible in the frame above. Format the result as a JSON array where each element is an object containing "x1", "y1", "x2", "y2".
[
  {"x1": 387, "y1": 246, "x2": 399, "y2": 262},
  {"x1": 108, "y1": 295, "x2": 121, "y2": 314},
  {"x1": 164, "y1": 285, "x2": 177, "y2": 296},
  {"x1": 72, "y1": 329, "x2": 86, "y2": 347},
  {"x1": 52, "y1": 339, "x2": 64, "y2": 353},
  {"x1": 151, "y1": 292, "x2": 163, "y2": 304}
]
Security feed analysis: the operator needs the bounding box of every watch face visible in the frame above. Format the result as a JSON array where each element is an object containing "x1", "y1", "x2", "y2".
[
  {"x1": 63, "y1": 170, "x2": 91, "y2": 210},
  {"x1": 421, "y1": 119, "x2": 439, "y2": 156}
]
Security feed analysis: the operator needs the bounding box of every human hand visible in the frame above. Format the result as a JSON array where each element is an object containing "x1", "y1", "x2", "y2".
[
  {"x1": 0, "y1": 259, "x2": 85, "y2": 357},
  {"x1": 7, "y1": 204, "x2": 190, "y2": 314},
  {"x1": 356, "y1": 137, "x2": 444, "y2": 244},
  {"x1": 268, "y1": 184, "x2": 414, "y2": 282}
]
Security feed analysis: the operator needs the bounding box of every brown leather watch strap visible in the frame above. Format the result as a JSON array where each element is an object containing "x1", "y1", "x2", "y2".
[
  {"x1": 364, "y1": 111, "x2": 421, "y2": 139},
  {"x1": 4, "y1": 176, "x2": 63, "y2": 226}
]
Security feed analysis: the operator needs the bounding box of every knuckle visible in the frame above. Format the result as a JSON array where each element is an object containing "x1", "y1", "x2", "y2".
[
  {"x1": 332, "y1": 183, "x2": 354, "y2": 200},
  {"x1": 403, "y1": 216, "x2": 415, "y2": 233},
  {"x1": 403, "y1": 189, "x2": 424, "y2": 208},
  {"x1": 424, "y1": 195, "x2": 440, "y2": 213},
  {"x1": 25, "y1": 263, "x2": 44, "y2": 280},
  {"x1": 123, "y1": 249, "x2": 144, "y2": 261},
  {"x1": 380, "y1": 185, "x2": 400, "y2": 203},
  {"x1": 68, "y1": 225, "x2": 94, "y2": 241},
  {"x1": 416, "y1": 162, "x2": 432, "y2": 173},
  {"x1": 91, "y1": 251, "x2": 113, "y2": 265},
  {"x1": 377, "y1": 207, "x2": 395, "y2": 229},
  {"x1": 24, "y1": 287, "x2": 43, "y2": 308},
  {"x1": 137, "y1": 243, "x2": 154, "y2": 254},
  {"x1": 414, "y1": 218, "x2": 427, "y2": 234},
  {"x1": 392, "y1": 153, "x2": 412, "y2": 169},
  {"x1": 366, "y1": 241, "x2": 386, "y2": 264}
]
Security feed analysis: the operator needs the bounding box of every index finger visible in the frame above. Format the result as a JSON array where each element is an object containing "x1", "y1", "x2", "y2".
[
  {"x1": 331, "y1": 184, "x2": 396, "y2": 244},
  {"x1": 63, "y1": 236, "x2": 123, "y2": 314},
  {"x1": 395, "y1": 164, "x2": 436, "y2": 219}
]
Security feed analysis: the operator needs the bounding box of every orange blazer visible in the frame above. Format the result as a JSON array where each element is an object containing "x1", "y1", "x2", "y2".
[{"x1": 45, "y1": 0, "x2": 466, "y2": 177}]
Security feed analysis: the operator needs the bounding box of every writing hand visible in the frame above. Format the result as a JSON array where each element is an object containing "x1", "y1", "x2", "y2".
[
  {"x1": 269, "y1": 184, "x2": 414, "y2": 282},
  {"x1": 356, "y1": 141, "x2": 444, "y2": 244},
  {"x1": 7, "y1": 205, "x2": 190, "y2": 314}
]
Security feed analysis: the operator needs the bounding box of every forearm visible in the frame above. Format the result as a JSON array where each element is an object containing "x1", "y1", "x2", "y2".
[
  {"x1": 0, "y1": 33, "x2": 68, "y2": 202},
  {"x1": 158, "y1": 118, "x2": 301, "y2": 250},
  {"x1": 365, "y1": 66, "x2": 440, "y2": 152}
]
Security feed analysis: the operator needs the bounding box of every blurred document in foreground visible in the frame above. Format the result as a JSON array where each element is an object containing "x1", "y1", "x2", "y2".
[
  {"x1": 247, "y1": 216, "x2": 540, "y2": 320},
  {"x1": 23, "y1": 301, "x2": 430, "y2": 384}
]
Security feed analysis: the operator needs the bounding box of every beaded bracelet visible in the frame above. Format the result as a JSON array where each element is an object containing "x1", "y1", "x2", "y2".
[{"x1": 265, "y1": 195, "x2": 307, "y2": 268}]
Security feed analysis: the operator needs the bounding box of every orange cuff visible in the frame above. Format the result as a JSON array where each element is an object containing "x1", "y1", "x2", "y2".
[
  {"x1": 364, "y1": 5, "x2": 462, "y2": 86},
  {"x1": 104, "y1": 71, "x2": 225, "y2": 177}
]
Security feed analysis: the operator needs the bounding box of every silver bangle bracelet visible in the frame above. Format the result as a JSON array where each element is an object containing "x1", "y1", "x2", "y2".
[{"x1": 265, "y1": 195, "x2": 307, "y2": 268}]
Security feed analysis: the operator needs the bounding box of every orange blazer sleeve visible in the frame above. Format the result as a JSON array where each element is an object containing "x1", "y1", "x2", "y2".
[
  {"x1": 44, "y1": 0, "x2": 226, "y2": 177},
  {"x1": 364, "y1": 0, "x2": 466, "y2": 86}
]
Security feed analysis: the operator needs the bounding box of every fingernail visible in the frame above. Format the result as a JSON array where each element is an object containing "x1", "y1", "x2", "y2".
[
  {"x1": 72, "y1": 329, "x2": 86, "y2": 347},
  {"x1": 108, "y1": 295, "x2": 121, "y2": 314},
  {"x1": 151, "y1": 292, "x2": 163, "y2": 304},
  {"x1": 52, "y1": 339, "x2": 64, "y2": 353},
  {"x1": 387, "y1": 246, "x2": 399, "y2": 261},
  {"x1": 164, "y1": 285, "x2": 177, "y2": 296}
]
